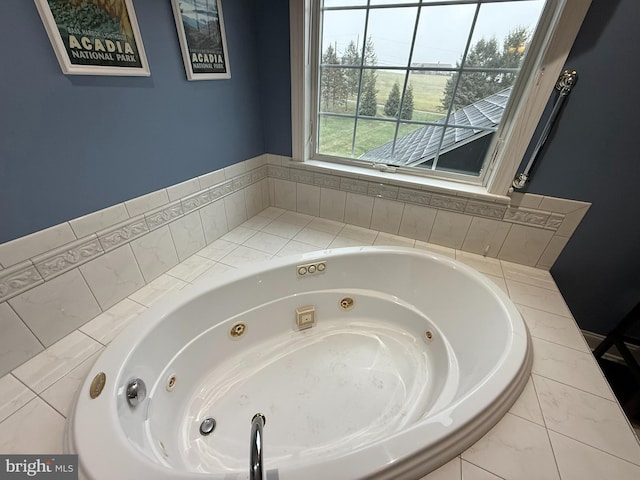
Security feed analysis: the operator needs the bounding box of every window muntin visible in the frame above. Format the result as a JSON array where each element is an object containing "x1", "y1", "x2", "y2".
[{"x1": 315, "y1": 0, "x2": 547, "y2": 180}]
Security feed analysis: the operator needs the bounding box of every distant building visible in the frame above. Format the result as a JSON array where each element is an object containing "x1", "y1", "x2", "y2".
[{"x1": 411, "y1": 62, "x2": 453, "y2": 75}]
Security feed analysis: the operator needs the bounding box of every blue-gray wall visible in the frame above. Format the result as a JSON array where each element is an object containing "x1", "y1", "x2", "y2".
[
  {"x1": 0, "y1": 0, "x2": 266, "y2": 243},
  {"x1": 524, "y1": 0, "x2": 640, "y2": 336},
  {"x1": 3, "y1": 0, "x2": 637, "y2": 336},
  {"x1": 256, "y1": 0, "x2": 292, "y2": 156}
]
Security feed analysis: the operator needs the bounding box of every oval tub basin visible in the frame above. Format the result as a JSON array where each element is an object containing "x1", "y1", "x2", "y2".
[{"x1": 66, "y1": 246, "x2": 532, "y2": 480}]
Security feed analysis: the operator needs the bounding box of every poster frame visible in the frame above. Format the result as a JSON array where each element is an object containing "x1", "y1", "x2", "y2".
[
  {"x1": 34, "y1": 0, "x2": 150, "y2": 76},
  {"x1": 171, "y1": 0, "x2": 231, "y2": 81}
]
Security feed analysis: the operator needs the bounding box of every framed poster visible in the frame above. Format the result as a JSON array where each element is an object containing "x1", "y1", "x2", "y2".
[
  {"x1": 171, "y1": 0, "x2": 231, "y2": 80},
  {"x1": 34, "y1": 0, "x2": 150, "y2": 76}
]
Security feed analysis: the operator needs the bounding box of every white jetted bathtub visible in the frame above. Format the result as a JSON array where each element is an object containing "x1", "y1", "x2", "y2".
[{"x1": 66, "y1": 246, "x2": 532, "y2": 480}]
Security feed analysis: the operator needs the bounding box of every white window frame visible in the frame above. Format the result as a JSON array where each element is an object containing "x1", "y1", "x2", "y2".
[{"x1": 290, "y1": 0, "x2": 591, "y2": 197}]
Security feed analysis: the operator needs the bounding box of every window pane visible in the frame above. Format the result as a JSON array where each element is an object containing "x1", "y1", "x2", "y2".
[
  {"x1": 448, "y1": 72, "x2": 514, "y2": 116},
  {"x1": 393, "y1": 125, "x2": 446, "y2": 168},
  {"x1": 406, "y1": 70, "x2": 448, "y2": 122},
  {"x1": 370, "y1": 0, "x2": 420, "y2": 5},
  {"x1": 316, "y1": 0, "x2": 552, "y2": 180},
  {"x1": 413, "y1": 4, "x2": 476, "y2": 71},
  {"x1": 394, "y1": 122, "x2": 442, "y2": 166},
  {"x1": 321, "y1": 10, "x2": 366, "y2": 66},
  {"x1": 319, "y1": 67, "x2": 355, "y2": 114},
  {"x1": 367, "y1": 7, "x2": 418, "y2": 67},
  {"x1": 465, "y1": 0, "x2": 546, "y2": 68},
  {"x1": 377, "y1": 71, "x2": 405, "y2": 120},
  {"x1": 318, "y1": 115, "x2": 355, "y2": 158},
  {"x1": 323, "y1": 1, "x2": 367, "y2": 8},
  {"x1": 354, "y1": 119, "x2": 397, "y2": 158},
  {"x1": 434, "y1": 127, "x2": 495, "y2": 175}
]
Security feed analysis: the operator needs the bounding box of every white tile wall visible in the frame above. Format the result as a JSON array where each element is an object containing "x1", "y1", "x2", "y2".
[
  {"x1": 0, "y1": 155, "x2": 599, "y2": 437},
  {"x1": 69, "y1": 204, "x2": 129, "y2": 239},
  {"x1": 370, "y1": 198, "x2": 404, "y2": 234},
  {"x1": 167, "y1": 177, "x2": 200, "y2": 202},
  {"x1": 429, "y1": 210, "x2": 472, "y2": 249},
  {"x1": 0, "y1": 207, "x2": 637, "y2": 479},
  {"x1": 223, "y1": 190, "x2": 248, "y2": 230},
  {"x1": 79, "y1": 245, "x2": 145, "y2": 310},
  {"x1": 498, "y1": 224, "x2": 555, "y2": 266},
  {"x1": 268, "y1": 163, "x2": 590, "y2": 271},
  {"x1": 169, "y1": 211, "x2": 207, "y2": 261},
  {"x1": 8, "y1": 270, "x2": 102, "y2": 347},
  {"x1": 0, "y1": 303, "x2": 43, "y2": 376},
  {"x1": 319, "y1": 187, "x2": 346, "y2": 221},
  {"x1": 0, "y1": 223, "x2": 76, "y2": 268},
  {"x1": 124, "y1": 189, "x2": 170, "y2": 218},
  {"x1": 130, "y1": 225, "x2": 180, "y2": 282},
  {"x1": 398, "y1": 204, "x2": 437, "y2": 241},
  {"x1": 344, "y1": 192, "x2": 374, "y2": 228},
  {"x1": 461, "y1": 217, "x2": 511, "y2": 257},
  {"x1": 296, "y1": 183, "x2": 321, "y2": 216}
]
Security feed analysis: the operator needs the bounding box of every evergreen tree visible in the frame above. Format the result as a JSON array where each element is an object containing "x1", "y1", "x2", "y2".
[
  {"x1": 341, "y1": 40, "x2": 362, "y2": 99},
  {"x1": 384, "y1": 81, "x2": 401, "y2": 117},
  {"x1": 358, "y1": 36, "x2": 378, "y2": 117},
  {"x1": 359, "y1": 75, "x2": 378, "y2": 117},
  {"x1": 440, "y1": 28, "x2": 529, "y2": 112},
  {"x1": 320, "y1": 44, "x2": 347, "y2": 111},
  {"x1": 400, "y1": 83, "x2": 414, "y2": 120}
]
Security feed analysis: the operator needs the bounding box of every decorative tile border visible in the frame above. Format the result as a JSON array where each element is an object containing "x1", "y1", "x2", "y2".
[
  {"x1": 465, "y1": 201, "x2": 507, "y2": 219},
  {"x1": 98, "y1": 216, "x2": 149, "y2": 252},
  {"x1": 0, "y1": 153, "x2": 592, "y2": 377},
  {"x1": 181, "y1": 190, "x2": 212, "y2": 213},
  {"x1": 0, "y1": 153, "x2": 589, "y2": 336},
  {"x1": 145, "y1": 201, "x2": 184, "y2": 231},
  {"x1": 430, "y1": 194, "x2": 467, "y2": 212},
  {"x1": 265, "y1": 160, "x2": 591, "y2": 268},
  {"x1": 0, "y1": 160, "x2": 269, "y2": 304},
  {"x1": 504, "y1": 207, "x2": 551, "y2": 227},
  {"x1": 210, "y1": 180, "x2": 234, "y2": 200},
  {"x1": 33, "y1": 236, "x2": 104, "y2": 280},
  {"x1": 0, "y1": 262, "x2": 44, "y2": 302},
  {"x1": 368, "y1": 183, "x2": 398, "y2": 200},
  {"x1": 397, "y1": 188, "x2": 431, "y2": 205},
  {"x1": 340, "y1": 177, "x2": 368, "y2": 194}
]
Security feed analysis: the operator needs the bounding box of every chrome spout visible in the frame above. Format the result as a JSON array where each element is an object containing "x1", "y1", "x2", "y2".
[{"x1": 250, "y1": 413, "x2": 266, "y2": 480}]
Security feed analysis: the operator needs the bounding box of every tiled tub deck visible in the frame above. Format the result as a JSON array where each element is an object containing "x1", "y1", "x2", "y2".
[{"x1": 1, "y1": 208, "x2": 639, "y2": 480}]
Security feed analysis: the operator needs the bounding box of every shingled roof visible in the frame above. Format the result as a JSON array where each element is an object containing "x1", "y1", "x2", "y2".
[{"x1": 361, "y1": 87, "x2": 512, "y2": 167}]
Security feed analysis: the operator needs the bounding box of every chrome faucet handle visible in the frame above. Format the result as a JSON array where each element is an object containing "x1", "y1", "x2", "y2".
[{"x1": 250, "y1": 413, "x2": 266, "y2": 480}]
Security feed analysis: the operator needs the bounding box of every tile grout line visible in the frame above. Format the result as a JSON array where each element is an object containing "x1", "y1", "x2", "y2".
[
  {"x1": 528, "y1": 373, "x2": 564, "y2": 480},
  {"x1": 7, "y1": 301, "x2": 46, "y2": 350},
  {"x1": 551, "y1": 429, "x2": 640, "y2": 469},
  {"x1": 462, "y1": 458, "x2": 508, "y2": 480},
  {"x1": 531, "y1": 371, "x2": 618, "y2": 404}
]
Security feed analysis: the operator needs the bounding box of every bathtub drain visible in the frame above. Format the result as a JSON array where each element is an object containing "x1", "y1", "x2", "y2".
[{"x1": 199, "y1": 417, "x2": 216, "y2": 436}]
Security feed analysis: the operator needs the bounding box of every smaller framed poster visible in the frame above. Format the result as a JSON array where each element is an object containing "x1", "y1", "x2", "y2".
[
  {"x1": 171, "y1": 0, "x2": 231, "y2": 80},
  {"x1": 34, "y1": 0, "x2": 150, "y2": 76}
]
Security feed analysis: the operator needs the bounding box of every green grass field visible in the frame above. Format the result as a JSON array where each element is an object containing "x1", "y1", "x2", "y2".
[
  {"x1": 318, "y1": 70, "x2": 450, "y2": 158},
  {"x1": 376, "y1": 70, "x2": 449, "y2": 115}
]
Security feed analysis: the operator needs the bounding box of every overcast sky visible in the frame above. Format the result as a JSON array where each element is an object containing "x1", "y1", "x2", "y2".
[{"x1": 322, "y1": 0, "x2": 546, "y2": 66}]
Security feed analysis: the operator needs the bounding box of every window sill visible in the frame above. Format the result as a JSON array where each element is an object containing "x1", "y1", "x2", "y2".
[{"x1": 287, "y1": 159, "x2": 511, "y2": 205}]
